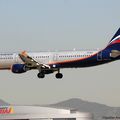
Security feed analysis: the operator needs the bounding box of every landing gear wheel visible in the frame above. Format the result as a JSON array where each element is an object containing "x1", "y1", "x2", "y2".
[
  {"x1": 55, "y1": 73, "x2": 63, "y2": 79},
  {"x1": 37, "y1": 72, "x2": 45, "y2": 78}
]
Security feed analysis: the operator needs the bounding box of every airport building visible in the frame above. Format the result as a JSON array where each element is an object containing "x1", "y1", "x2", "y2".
[{"x1": 0, "y1": 105, "x2": 93, "y2": 120}]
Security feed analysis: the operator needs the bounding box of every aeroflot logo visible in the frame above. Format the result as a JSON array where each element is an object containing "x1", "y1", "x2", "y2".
[{"x1": 0, "y1": 106, "x2": 14, "y2": 114}]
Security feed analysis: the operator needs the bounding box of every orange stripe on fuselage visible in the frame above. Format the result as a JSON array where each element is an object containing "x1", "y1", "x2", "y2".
[{"x1": 0, "y1": 67, "x2": 10, "y2": 70}]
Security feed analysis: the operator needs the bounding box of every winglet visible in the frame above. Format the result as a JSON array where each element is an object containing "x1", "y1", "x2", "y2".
[{"x1": 20, "y1": 51, "x2": 28, "y2": 57}]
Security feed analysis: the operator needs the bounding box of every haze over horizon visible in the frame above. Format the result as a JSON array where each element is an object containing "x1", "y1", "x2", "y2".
[{"x1": 0, "y1": 0, "x2": 120, "y2": 107}]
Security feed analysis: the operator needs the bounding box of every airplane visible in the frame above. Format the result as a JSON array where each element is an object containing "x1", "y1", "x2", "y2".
[{"x1": 0, "y1": 28, "x2": 120, "y2": 79}]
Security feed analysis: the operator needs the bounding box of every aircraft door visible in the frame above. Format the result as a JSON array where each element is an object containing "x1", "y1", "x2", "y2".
[
  {"x1": 53, "y1": 54, "x2": 58, "y2": 61},
  {"x1": 97, "y1": 51, "x2": 102, "y2": 61},
  {"x1": 13, "y1": 53, "x2": 23, "y2": 63},
  {"x1": 13, "y1": 53, "x2": 18, "y2": 63}
]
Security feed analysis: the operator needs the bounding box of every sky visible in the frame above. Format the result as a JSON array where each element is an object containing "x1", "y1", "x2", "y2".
[{"x1": 0, "y1": 0, "x2": 120, "y2": 107}]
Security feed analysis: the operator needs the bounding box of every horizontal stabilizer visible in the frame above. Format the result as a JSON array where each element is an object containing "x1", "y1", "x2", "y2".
[{"x1": 110, "y1": 50, "x2": 120, "y2": 58}]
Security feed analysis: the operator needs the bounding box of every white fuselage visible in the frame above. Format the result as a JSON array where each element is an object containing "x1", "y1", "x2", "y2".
[{"x1": 0, "y1": 50, "x2": 98, "y2": 69}]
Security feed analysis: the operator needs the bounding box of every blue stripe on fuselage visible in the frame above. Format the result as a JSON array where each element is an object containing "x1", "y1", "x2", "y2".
[{"x1": 54, "y1": 46, "x2": 120, "y2": 68}]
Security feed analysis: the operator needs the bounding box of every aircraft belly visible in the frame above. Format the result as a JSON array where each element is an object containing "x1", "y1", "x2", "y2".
[
  {"x1": 58, "y1": 58, "x2": 111, "y2": 68},
  {"x1": 0, "y1": 60, "x2": 14, "y2": 69}
]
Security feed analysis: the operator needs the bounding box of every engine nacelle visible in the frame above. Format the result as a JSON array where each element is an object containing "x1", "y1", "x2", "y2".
[{"x1": 11, "y1": 64, "x2": 27, "y2": 73}]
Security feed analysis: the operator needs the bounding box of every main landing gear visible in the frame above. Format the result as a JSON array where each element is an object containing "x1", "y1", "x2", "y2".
[
  {"x1": 37, "y1": 72, "x2": 45, "y2": 78},
  {"x1": 37, "y1": 69, "x2": 63, "y2": 79}
]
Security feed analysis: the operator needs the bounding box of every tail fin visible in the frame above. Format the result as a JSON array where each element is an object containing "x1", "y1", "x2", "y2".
[
  {"x1": 106, "y1": 28, "x2": 120, "y2": 52},
  {"x1": 108, "y1": 28, "x2": 120, "y2": 45}
]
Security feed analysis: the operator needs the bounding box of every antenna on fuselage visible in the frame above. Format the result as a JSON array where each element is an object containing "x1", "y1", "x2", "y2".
[{"x1": 73, "y1": 48, "x2": 76, "y2": 51}]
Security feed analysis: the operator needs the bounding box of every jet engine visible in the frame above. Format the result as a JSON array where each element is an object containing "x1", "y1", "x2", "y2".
[{"x1": 11, "y1": 64, "x2": 27, "y2": 73}]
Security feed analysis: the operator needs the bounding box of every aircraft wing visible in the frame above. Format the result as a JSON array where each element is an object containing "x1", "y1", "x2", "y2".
[{"x1": 18, "y1": 51, "x2": 50, "y2": 69}]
